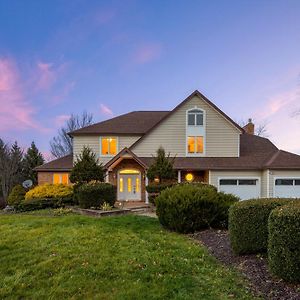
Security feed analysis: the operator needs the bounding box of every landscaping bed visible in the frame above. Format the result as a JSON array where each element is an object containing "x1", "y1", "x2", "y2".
[{"x1": 191, "y1": 230, "x2": 300, "y2": 300}]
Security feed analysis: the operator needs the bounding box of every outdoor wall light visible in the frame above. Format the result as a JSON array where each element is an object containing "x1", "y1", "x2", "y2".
[{"x1": 185, "y1": 173, "x2": 194, "y2": 182}]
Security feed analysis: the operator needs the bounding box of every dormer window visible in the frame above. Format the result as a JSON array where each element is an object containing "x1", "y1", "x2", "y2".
[{"x1": 187, "y1": 109, "x2": 203, "y2": 126}]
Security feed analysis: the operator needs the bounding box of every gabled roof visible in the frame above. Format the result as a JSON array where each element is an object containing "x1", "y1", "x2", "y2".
[
  {"x1": 129, "y1": 90, "x2": 244, "y2": 150},
  {"x1": 105, "y1": 147, "x2": 148, "y2": 170},
  {"x1": 265, "y1": 150, "x2": 300, "y2": 169},
  {"x1": 69, "y1": 111, "x2": 169, "y2": 136},
  {"x1": 35, "y1": 154, "x2": 73, "y2": 171}
]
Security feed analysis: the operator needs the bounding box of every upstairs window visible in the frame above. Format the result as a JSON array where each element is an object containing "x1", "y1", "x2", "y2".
[
  {"x1": 187, "y1": 136, "x2": 204, "y2": 153},
  {"x1": 101, "y1": 137, "x2": 117, "y2": 155},
  {"x1": 187, "y1": 109, "x2": 203, "y2": 126}
]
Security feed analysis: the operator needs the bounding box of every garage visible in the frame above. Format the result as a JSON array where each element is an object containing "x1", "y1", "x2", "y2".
[
  {"x1": 274, "y1": 178, "x2": 300, "y2": 198},
  {"x1": 218, "y1": 178, "x2": 260, "y2": 200}
]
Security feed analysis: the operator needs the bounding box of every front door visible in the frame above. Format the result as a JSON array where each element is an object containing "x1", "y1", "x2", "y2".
[{"x1": 118, "y1": 170, "x2": 141, "y2": 201}]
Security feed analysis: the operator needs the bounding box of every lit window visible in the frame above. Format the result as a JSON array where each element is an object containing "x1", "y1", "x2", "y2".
[
  {"x1": 119, "y1": 169, "x2": 140, "y2": 174},
  {"x1": 185, "y1": 173, "x2": 194, "y2": 182},
  {"x1": 136, "y1": 178, "x2": 140, "y2": 192},
  {"x1": 119, "y1": 178, "x2": 123, "y2": 192},
  {"x1": 187, "y1": 109, "x2": 203, "y2": 126},
  {"x1": 188, "y1": 136, "x2": 203, "y2": 154},
  {"x1": 53, "y1": 173, "x2": 69, "y2": 184},
  {"x1": 101, "y1": 137, "x2": 117, "y2": 155},
  {"x1": 127, "y1": 178, "x2": 132, "y2": 192}
]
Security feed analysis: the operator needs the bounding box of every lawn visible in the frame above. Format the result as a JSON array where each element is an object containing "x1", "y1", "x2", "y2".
[{"x1": 0, "y1": 212, "x2": 257, "y2": 300}]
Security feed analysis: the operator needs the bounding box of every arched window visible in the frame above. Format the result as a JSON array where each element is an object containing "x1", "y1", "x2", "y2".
[{"x1": 187, "y1": 109, "x2": 203, "y2": 126}]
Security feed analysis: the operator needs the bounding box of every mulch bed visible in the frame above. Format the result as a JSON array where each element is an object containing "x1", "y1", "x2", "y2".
[{"x1": 191, "y1": 230, "x2": 300, "y2": 300}]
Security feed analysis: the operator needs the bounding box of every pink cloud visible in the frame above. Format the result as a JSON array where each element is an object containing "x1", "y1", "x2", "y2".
[
  {"x1": 133, "y1": 43, "x2": 162, "y2": 64},
  {"x1": 100, "y1": 103, "x2": 113, "y2": 116},
  {"x1": 0, "y1": 57, "x2": 50, "y2": 133},
  {"x1": 54, "y1": 114, "x2": 71, "y2": 127},
  {"x1": 36, "y1": 62, "x2": 57, "y2": 90}
]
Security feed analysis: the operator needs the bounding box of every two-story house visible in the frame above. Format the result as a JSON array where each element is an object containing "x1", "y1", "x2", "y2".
[{"x1": 36, "y1": 90, "x2": 300, "y2": 202}]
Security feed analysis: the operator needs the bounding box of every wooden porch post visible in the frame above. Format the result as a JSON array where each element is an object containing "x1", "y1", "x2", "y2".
[{"x1": 145, "y1": 176, "x2": 149, "y2": 204}]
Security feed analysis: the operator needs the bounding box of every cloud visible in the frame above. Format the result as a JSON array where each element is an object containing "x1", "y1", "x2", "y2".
[
  {"x1": 100, "y1": 103, "x2": 113, "y2": 116},
  {"x1": 133, "y1": 43, "x2": 162, "y2": 65},
  {"x1": 254, "y1": 84, "x2": 300, "y2": 154},
  {"x1": 54, "y1": 114, "x2": 71, "y2": 127},
  {"x1": 36, "y1": 62, "x2": 57, "y2": 90},
  {"x1": 52, "y1": 81, "x2": 75, "y2": 105},
  {"x1": 0, "y1": 57, "x2": 50, "y2": 133}
]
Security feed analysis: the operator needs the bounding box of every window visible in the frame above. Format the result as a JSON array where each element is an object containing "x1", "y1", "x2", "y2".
[
  {"x1": 220, "y1": 179, "x2": 238, "y2": 185},
  {"x1": 275, "y1": 179, "x2": 294, "y2": 186},
  {"x1": 119, "y1": 178, "x2": 123, "y2": 192},
  {"x1": 238, "y1": 179, "x2": 257, "y2": 185},
  {"x1": 187, "y1": 109, "x2": 203, "y2": 126},
  {"x1": 101, "y1": 137, "x2": 117, "y2": 155},
  {"x1": 188, "y1": 136, "x2": 203, "y2": 153},
  {"x1": 295, "y1": 180, "x2": 300, "y2": 186},
  {"x1": 53, "y1": 173, "x2": 69, "y2": 184},
  {"x1": 127, "y1": 178, "x2": 132, "y2": 192}
]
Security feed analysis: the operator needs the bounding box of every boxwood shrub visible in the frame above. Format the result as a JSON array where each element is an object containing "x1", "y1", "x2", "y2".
[
  {"x1": 228, "y1": 198, "x2": 296, "y2": 255},
  {"x1": 76, "y1": 182, "x2": 116, "y2": 209},
  {"x1": 25, "y1": 184, "x2": 73, "y2": 201},
  {"x1": 156, "y1": 183, "x2": 239, "y2": 233},
  {"x1": 7, "y1": 185, "x2": 26, "y2": 208},
  {"x1": 268, "y1": 204, "x2": 300, "y2": 282},
  {"x1": 146, "y1": 183, "x2": 174, "y2": 205}
]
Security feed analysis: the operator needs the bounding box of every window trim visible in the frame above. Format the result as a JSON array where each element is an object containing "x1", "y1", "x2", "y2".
[
  {"x1": 100, "y1": 136, "x2": 118, "y2": 157},
  {"x1": 274, "y1": 177, "x2": 300, "y2": 186},
  {"x1": 186, "y1": 107, "x2": 206, "y2": 157},
  {"x1": 187, "y1": 136, "x2": 204, "y2": 154},
  {"x1": 217, "y1": 176, "x2": 261, "y2": 193},
  {"x1": 187, "y1": 108, "x2": 204, "y2": 126}
]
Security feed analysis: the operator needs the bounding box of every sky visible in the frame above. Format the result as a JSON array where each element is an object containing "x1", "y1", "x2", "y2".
[{"x1": 0, "y1": 0, "x2": 300, "y2": 160}]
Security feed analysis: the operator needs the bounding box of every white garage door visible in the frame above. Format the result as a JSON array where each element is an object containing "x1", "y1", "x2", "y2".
[
  {"x1": 219, "y1": 178, "x2": 260, "y2": 200},
  {"x1": 274, "y1": 178, "x2": 300, "y2": 198}
]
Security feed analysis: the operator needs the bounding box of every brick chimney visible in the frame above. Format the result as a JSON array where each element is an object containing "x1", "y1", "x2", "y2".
[{"x1": 243, "y1": 118, "x2": 255, "y2": 135}]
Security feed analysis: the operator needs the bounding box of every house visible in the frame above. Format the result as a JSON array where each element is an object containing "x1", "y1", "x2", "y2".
[{"x1": 36, "y1": 90, "x2": 300, "y2": 202}]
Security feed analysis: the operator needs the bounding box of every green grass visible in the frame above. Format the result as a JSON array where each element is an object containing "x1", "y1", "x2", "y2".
[{"x1": 0, "y1": 212, "x2": 257, "y2": 300}]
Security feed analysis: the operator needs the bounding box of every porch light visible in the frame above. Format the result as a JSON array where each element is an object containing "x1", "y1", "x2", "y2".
[
  {"x1": 154, "y1": 177, "x2": 160, "y2": 183},
  {"x1": 185, "y1": 173, "x2": 194, "y2": 182}
]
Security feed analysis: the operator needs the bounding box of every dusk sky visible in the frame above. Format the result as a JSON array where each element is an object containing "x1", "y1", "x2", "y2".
[{"x1": 1, "y1": 0, "x2": 300, "y2": 159}]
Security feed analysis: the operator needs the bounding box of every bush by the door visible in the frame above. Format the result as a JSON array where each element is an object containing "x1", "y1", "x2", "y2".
[
  {"x1": 156, "y1": 183, "x2": 239, "y2": 233},
  {"x1": 76, "y1": 182, "x2": 116, "y2": 209},
  {"x1": 228, "y1": 198, "x2": 295, "y2": 255},
  {"x1": 268, "y1": 204, "x2": 300, "y2": 282},
  {"x1": 146, "y1": 182, "x2": 174, "y2": 205}
]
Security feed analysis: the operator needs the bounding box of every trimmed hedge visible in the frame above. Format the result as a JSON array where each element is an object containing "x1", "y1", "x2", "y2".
[
  {"x1": 76, "y1": 182, "x2": 116, "y2": 209},
  {"x1": 25, "y1": 184, "x2": 73, "y2": 200},
  {"x1": 156, "y1": 183, "x2": 239, "y2": 233},
  {"x1": 268, "y1": 204, "x2": 300, "y2": 282},
  {"x1": 7, "y1": 185, "x2": 26, "y2": 207},
  {"x1": 18, "y1": 198, "x2": 64, "y2": 211},
  {"x1": 146, "y1": 183, "x2": 174, "y2": 205},
  {"x1": 228, "y1": 198, "x2": 296, "y2": 255}
]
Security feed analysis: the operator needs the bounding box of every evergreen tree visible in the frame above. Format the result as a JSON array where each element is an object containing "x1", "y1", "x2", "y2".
[
  {"x1": 23, "y1": 141, "x2": 45, "y2": 185},
  {"x1": 147, "y1": 147, "x2": 176, "y2": 183},
  {"x1": 70, "y1": 146, "x2": 105, "y2": 184}
]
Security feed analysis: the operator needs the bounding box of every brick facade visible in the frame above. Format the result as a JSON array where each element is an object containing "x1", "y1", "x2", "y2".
[{"x1": 37, "y1": 172, "x2": 70, "y2": 185}]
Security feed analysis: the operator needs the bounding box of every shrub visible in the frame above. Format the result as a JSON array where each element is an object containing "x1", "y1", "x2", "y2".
[
  {"x1": 7, "y1": 185, "x2": 26, "y2": 207},
  {"x1": 156, "y1": 183, "x2": 238, "y2": 233},
  {"x1": 76, "y1": 182, "x2": 116, "y2": 209},
  {"x1": 18, "y1": 198, "x2": 60, "y2": 211},
  {"x1": 25, "y1": 184, "x2": 73, "y2": 201},
  {"x1": 228, "y1": 198, "x2": 297, "y2": 255},
  {"x1": 146, "y1": 183, "x2": 174, "y2": 205},
  {"x1": 268, "y1": 204, "x2": 300, "y2": 282}
]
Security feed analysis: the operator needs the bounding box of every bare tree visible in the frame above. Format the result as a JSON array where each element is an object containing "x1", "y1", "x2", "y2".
[
  {"x1": 238, "y1": 119, "x2": 269, "y2": 137},
  {"x1": 50, "y1": 111, "x2": 94, "y2": 158}
]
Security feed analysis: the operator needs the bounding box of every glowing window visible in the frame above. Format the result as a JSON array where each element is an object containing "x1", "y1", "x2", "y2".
[
  {"x1": 185, "y1": 173, "x2": 194, "y2": 182},
  {"x1": 119, "y1": 178, "x2": 123, "y2": 192},
  {"x1": 53, "y1": 173, "x2": 69, "y2": 184},
  {"x1": 119, "y1": 169, "x2": 140, "y2": 174},
  {"x1": 127, "y1": 178, "x2": 132, "y2": 192},
  {"x1": 188, "y1": 136, "x2": 203, "y2": 154},
  {"x1": 136, "y1": 178, "x2": 140, "y2": 192},
  {"x1": 101, "y1": 137, "x2": 117, "y2": 155}
]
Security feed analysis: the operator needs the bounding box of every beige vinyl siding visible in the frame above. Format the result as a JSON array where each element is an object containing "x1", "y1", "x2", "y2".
[
  {"x1": 132, "y1": 95, "x2": 241, "y2": 157},
  {"x1": 209, "y1": 170, "x2": 263, "y2": 196},
  {"x1": 269, "y1": 170, "x2": 300, "y2": 197},
  {"x1": 261, "y1": 170, "x2": 269, "y2": 198},
  {"x1": 73, "y1": 135, "x2": 141, "y2": 165}
]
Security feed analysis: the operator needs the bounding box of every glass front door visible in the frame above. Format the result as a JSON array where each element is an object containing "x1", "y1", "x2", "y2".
[{"x1": 118, "y1": 170, "x2": 141, "y2": 201}]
